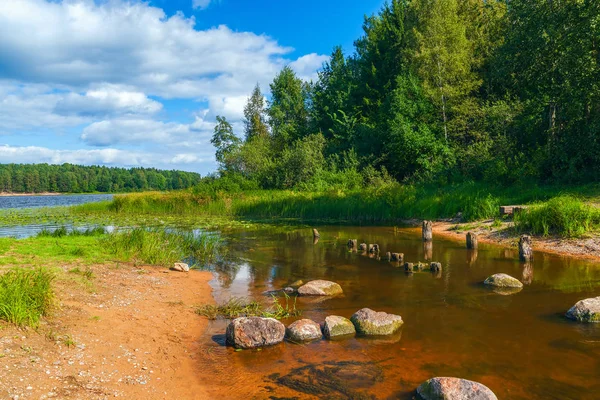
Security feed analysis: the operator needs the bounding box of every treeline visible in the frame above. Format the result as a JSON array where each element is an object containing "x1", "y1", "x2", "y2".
[
  {"x1": 0, "y1": 164, "x2": 201, "y2": 193},
  {"x1": 210, "y1": 0, "x2": 600, "y2": 191}
]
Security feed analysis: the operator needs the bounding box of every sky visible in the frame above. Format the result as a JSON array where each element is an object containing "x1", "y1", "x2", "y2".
[{"x1": 0, "y1": 0, "x2": 384, "y2": 175}]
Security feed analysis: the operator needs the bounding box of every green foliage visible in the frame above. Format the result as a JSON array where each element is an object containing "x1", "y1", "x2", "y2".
[
  {"x1": 0, "y1": 267, "x2": 54, "y2": 327},
  {"x1": 37, "y1": 226, "x2": 106, "y2": 238},
  {"x1": 515, "y1": 196, "x2": 600, "y2": 237},
  {"x1": 211, "y1": 116, "x2": 241, "y2": 170},
  {"x1": 0, "y1": 163, "x2": 201, "y2": 193}
]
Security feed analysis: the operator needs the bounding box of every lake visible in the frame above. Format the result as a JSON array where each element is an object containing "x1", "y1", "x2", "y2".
[
  {"x1": 0, "y1": 194, "x2": 113, "y2": 210},
  {"x1": 198, "y1": 225, "x2": 600, "y2": 399}
]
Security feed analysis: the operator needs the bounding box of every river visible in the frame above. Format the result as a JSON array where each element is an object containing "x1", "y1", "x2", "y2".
[{"x1": 198, "y1": 225, "x2": 600, "y2": 399}]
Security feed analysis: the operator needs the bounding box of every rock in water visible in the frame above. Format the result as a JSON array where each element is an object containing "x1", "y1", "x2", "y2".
[
  {"x1": 422, "y1": 220, "x2": 433, "y2": 242},
  {"x1": 286, "y1": 319, "x2": 322, "y2": 342},
  {"x1": 483, "y1": 273, "x2": 523, "y2": 288},
  {"x1": 322, "y1": 316, "x2": 356, "y2": 339},
  {"x1": 566, "y1": 296, "x2": 600, "y2": 323},
  {"x1": 226, "y1": 317, "x2": 285, "y2": 349},
  {"x1": 430, "y1": 262, "x2": 442, "y2": 272},
  {"x1": 297, "y1": 280, "x2": 343, "y2": 296},
  {"x1": 350, "y1": 308, "x2": 403, "y2": 336},
  {"x1": 312, "y1": 228, "x2": 320, "y2": 238},
  {"x1": 170, "y1": 263, "x2": 190, "y2": 272},
  {"x1": 416, "y1": 377, "x2": 498, "y2": 400},
  {"x1": 519, "y1": 235, "x2": 533, "y2": 261}
]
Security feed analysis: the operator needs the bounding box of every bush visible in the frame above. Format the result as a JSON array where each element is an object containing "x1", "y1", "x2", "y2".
[
  {"x1": 0, "y1": 268, "x2": 55, "y2": 327},
  {"x1": 515, "y1": 196, "x2": 600, "y2": 236}
]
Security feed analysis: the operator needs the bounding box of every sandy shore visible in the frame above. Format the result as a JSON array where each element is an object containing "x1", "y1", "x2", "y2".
[
  {"x1": 0, "y1": 263, "x2": 214, "y2": 400},
  {"x1": 426, "y1": 219, "x2": 600, "y2": 262}
]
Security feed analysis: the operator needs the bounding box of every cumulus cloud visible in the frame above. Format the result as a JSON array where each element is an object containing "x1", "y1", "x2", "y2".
[
  {"x1": 0, "y1": 145, "x2": 214, "y2": 169},
  {"x1": 0, "y1": 0, "x2": 328, "y2": 173}
]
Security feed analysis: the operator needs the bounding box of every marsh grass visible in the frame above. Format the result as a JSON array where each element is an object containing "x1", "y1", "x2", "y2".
[
  {"x1": 514, "y1": 196, "x2": 600, "y2": 237},
  {"x1": 0, "y1": 267, "x2": 54, "y2": 327},
  {"x1": 196, "y1": 293, "x2": 301, "y2": 320},
  {"x1": 92, "y1": 182, "x2": 600, "y2": 227},
  {"x1": 102, "y1": 228, "x2": 222, "y2": 267},
  {"x1": 37, "y1": 226, "x2": 106, "y2": 238}
]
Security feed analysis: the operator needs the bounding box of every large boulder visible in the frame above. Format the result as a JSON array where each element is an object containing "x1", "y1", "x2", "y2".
[
  {"x1": 297, "y1": 280, "x2": 343, "y2": 296},
  {"x1": 566, "y1": 296, "x2": 600, "y2": 323},
  {"x1": 350, "y1": 308, "x2": 403, "y2": 336},
  {"x1": 483, "y1": 273, "x2": 523, "y2": 288},
  {"x1": 322, "y1": 316, "x2": 356, "y2": 339},
  {"x1": 416, "y1": 377, "x2": 497, "y2": 400},
  {"x1": 225, "y1": 317, "x2": 285, "y2": 349},
  {"x1": 286, "y1": 319, "x2": 322, "y2": 342}
]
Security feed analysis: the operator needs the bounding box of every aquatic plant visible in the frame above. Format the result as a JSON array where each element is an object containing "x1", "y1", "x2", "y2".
[
  {"x1": 196, "y1": 293, "x2": 301, "y2": 320},
  {"x1": 0, "y1": 267, "x2": 55, "y2": 327},
  {"x1": 102, "y1": 228, "x2": 222, "y2": 267}
]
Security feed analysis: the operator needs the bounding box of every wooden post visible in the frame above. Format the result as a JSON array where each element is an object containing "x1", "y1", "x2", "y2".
[
  {"x1": 519, "y1": 235, "x2": 533, "y2": 261},
  {"x1": 422, "y1": 220, "x2": 433, "y2": 242},
  {"x1": 312, "y1": 229, "x2": 320, "y2": 239},
  {"x1": 347, "y1": 239, "x2": 357, "y2": 250},
  {"x1": 371, "y1": 244, "x2": 380, "y2": 253},
  {"x1": 359, "y1": 243, "x2": 367, "y2": 252},
  {"x1": 466, "y1": 232, "x2": 478, "y2": 249},
  {"x1": 430, "y1": 262, "x2": 442, "y2": 272}
]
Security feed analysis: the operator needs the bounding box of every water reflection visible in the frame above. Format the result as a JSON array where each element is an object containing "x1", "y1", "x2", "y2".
[{"x1": 202, "y1": 226, "x2": 600, "y2": 400}]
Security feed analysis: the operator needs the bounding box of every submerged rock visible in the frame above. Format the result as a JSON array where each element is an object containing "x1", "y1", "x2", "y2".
[
  {"x1": 322, "y1": 316, "x2": 356, "y2": 339},
  {"x1": 350, "y1": 308, "x2": 403, "y2": 336},
  {"x1": 430, "y1": 262, "x2": 442, "y2": 272},
  {"x1": 170, "y1": 263, "x2": 189, "y2": 272},
  {"x1": 416, "y1": 377, "x2": 498, "y2": 400},
  {"x1": 483, "y1": 273, "x2": 523, "y2": 288},
  {"x1": 226, "y1": 317, "x2": 285, "y2": 349},
  {"x1": 566, "y1": 296, "x2": 600, "y2": 323},
  {"x1": 286, "y1": 319, "x2": 322, "y2": 342},
  {"x1": 297, "y1": 280, "x2": 343, "y2": 296}
]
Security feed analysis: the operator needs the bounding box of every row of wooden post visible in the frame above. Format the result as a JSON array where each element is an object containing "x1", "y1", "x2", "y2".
[{"x1": 422, "y1": 220, "x2": 533, "y2": 262}]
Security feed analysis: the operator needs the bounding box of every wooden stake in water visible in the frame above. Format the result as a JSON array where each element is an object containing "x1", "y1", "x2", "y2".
[
  {"x1": 422, "y1": 220, "x2": 433, "y2": 242},
  {"x1": 466, "y1": 232, "x2": 478, "y2": 249},
  {"x1": 519, "y1": 235, "x2": 533, "y2": 261}
]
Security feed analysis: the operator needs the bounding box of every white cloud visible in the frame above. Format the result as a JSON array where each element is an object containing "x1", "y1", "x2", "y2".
[
  {"x1": 192, "y1": 0, "x2": 212, "y2": 10},
  {"x1": 0, "y1": 0, "x2": 328, "y2": 173},
  {"x1": 0, "y1": 144, "x2": 214, "y2": 170}
]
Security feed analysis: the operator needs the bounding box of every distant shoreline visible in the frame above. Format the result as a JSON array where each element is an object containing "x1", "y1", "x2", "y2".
[{"x1": 0, "y1": 192, "x2": 63, "y2": 197}]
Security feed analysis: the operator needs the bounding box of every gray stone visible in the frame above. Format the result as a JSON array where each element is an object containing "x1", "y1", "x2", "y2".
[
  {"x1": 416, "y1": 377, "x2": 497, "y2": 400},
  {"x1": 322, "y1": 316, "x2": 356, "y2": 339},
  {"x1": 350, "y1": 308, "x2": 403, "y2": 336},
  {"x1": 422, "y1": 220, "x2": 433, "y2": 242},
  {"x1": 286, "y1": 319, "x2": 322, "y2": 342},
  {"x1": 170, "y1": 263, "x2": 189, "y2": 272},
  {"x1": 404, "y1": 262, "x2": 414, "y2": 272},
  {"x1": 347, "y1": 239, "x2": 357, "y2": 250},
  {"x1": 566, "y1": 296, "x2": 600, "y2": 323},
  {"x1": 297, "y1": 280, "x2": 343, "y2": 296},
  {"x1": 483, "y1": 273, "x2": 523, "y2": 288},
  {"x1": 519, "y1": 235, "x2": 533, "y2": 261},
  {"x1": 225, "y1": 317, "x2": 285, "y2": 349}
]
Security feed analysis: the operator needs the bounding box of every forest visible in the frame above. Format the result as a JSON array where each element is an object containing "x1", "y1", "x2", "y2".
[
  {"x1": 0, "y1": 164, "x2": 201, "y2": 193},
  {"x1": 211, "y1": 0, "x2": 600, "y2": 191}
]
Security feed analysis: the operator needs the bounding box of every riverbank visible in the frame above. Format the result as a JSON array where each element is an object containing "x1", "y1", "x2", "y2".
[
  {"x1": 428, "y1": 219, "x2": 600, "y2": 262},
  {"x1": 0, "y1": 261, "x2": 214, "y2": 399}
]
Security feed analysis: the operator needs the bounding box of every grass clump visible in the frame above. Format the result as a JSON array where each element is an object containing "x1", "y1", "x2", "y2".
[
  {"x1": 102, "y1": 228, "x2": 222, "y2": 267},
  {"x1": 0, "y1": 267, "x2": 54, "y2": 327},
  {"x1": 37, "y1": 226, "x2": 106, "y2": 238},
  {"x1": 196, "y1": 294, "x2": 301, "y2": 320},
  {"x1": 515, "y1": 196, "x2": 600, "y2": 237}
]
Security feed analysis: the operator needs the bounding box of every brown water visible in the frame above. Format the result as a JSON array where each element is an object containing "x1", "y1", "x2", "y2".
[{"x1": 199, "y1": 226, "x2": 600, "y2": 399}]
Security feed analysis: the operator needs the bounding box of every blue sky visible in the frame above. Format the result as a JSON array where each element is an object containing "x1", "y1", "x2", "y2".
[{"x1": 0, "y1": 0, "x2": 384, "y2": 174}]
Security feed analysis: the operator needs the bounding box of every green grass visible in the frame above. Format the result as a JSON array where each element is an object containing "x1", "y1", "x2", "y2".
[
  {"x1": 87, "y1": 182, "x2": 600, "y2": 227},
  {"x1": 514, "y1": 195, "x2": 600, "y2": 237},
  {"x1": 37, "y1": 226, "x2": 106, "y2": 238},
  {"x1": 101, "y1": 228, "x2": 223, "y2": 268},
  {"x1": 0, "y1": 267, "x2": 55, "y2": 327},
  {"x1": 196, "y1": 294, "x2": 301, "y2": 320}
]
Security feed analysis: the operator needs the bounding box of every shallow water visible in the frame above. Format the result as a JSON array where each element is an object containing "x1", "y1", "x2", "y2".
[
  {"x1": 0, "y1": 194, "x2": 112, "y2": 210},
  {"x1": 200, "y1": 226, "x2": 600, "y2": 399}
]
